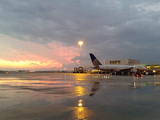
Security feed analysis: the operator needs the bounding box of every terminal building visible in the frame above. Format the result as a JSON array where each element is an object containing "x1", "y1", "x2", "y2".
[
  {"x1": 104, "y1": 59, "x2": 160, "y2": 74},
  {"x1": 104, "y1": 59, "x2": 140, "y2": 65},
  {"x1": 145, "y1": 63, "x2": 160, "y2": 74},
  {"x1": 146, "y1": 63, "x2": 160, "y2": 70}
]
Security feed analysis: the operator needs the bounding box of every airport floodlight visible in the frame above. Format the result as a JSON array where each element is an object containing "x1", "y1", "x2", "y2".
[
  {"x1": 78, "y1": 41, "x2": 83, "y2": 46},
  {"x1": 78, "y1": 41, "x2": 83, "y2": 67}
]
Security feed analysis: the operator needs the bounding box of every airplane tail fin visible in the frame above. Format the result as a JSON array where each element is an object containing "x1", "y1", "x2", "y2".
[{"x1": 89, "y1": 53, "x2": 102, "y2": 66}]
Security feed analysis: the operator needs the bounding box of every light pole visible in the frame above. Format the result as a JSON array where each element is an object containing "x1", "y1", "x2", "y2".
[{"x1": 78, "y1": 41, "x2": 83, "y2": 67}]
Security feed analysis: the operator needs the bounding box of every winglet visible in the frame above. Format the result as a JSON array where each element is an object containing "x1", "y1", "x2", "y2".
[{"x1": 89, "y1": 53, "x2": 102, "y2": 66}]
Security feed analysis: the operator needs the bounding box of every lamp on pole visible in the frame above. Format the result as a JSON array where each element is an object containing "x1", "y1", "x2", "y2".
[{"x1": 78, "y1": 41, "x2": 83, "y2": 67}]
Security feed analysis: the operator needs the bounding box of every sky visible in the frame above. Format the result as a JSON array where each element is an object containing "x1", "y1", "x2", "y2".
[{"x1": 1, "y1": 0, "x2": 160, "y2": 70}]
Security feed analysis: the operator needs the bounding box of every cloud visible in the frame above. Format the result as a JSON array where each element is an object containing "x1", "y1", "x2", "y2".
[
  {"x1": 0, "y1": 34, "x2": 79, "y2": 70},
  {"x1": 1, "y1": 0, "x2": 160, "y2": 70}
]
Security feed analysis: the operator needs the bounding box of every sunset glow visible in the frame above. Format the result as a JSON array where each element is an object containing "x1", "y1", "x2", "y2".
[
  {"x1": 0, "y1": 59, "x2": 62, "y2": 69},
  {"x1": 0, "y1": 34, "x2": 79, "y2": 70}
]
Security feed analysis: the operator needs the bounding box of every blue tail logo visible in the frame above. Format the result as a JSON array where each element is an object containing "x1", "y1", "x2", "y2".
[{"x1": 89, "y1": 53, "x2": 102, "y2": 66}]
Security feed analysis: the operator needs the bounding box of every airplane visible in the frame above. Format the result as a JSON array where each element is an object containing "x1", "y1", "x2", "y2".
[{"x1": 89, "y1": 53, "x2": 147, "y2": 73}]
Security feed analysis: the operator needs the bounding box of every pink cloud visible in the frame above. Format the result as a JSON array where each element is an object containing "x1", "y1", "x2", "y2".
[{"x1": 0, "y1": 34, "x2": 80, "y2": 69}]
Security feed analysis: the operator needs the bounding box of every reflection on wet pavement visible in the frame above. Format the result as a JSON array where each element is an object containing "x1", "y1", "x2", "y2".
[
  {"x1": 89, "y1": 82, "x2": 100, "y2": 96},
  {"x1": 0, "y1": 73, "x2": 160, "y2": 120}
]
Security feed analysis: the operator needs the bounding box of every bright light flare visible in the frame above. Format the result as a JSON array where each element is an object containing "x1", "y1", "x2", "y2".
[
  {"x1": 78, "y1": 99, "x2": 83, "y2": 107},
  {"x1": 78, "y1": 41, "x2": 83, "y2": 46},
  {"x1": 78, "y1": 102, "x2": 83, "y2": 107}
]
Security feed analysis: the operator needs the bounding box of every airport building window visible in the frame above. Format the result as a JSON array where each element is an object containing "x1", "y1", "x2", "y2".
[
  {"x1": 110, "y1": 61, "x2": 120, "y2": 64},
  {"x1": 147, "y1": 65, "x2": 160, "y2": 69}
]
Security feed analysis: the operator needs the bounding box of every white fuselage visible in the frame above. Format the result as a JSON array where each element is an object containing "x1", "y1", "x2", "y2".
[{"x1": 93, "y1": 64, "x2": 147, "y2": 72}]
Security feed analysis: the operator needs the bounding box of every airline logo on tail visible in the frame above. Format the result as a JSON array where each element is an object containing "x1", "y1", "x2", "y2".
[{"x1": 89, "y1": 53, "x2": 102, "y2": 66}]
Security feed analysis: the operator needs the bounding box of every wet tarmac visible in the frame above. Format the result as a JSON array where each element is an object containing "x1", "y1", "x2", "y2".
[{"x1": 0, "y1": 73, "x2": 160, "y2": 120}]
